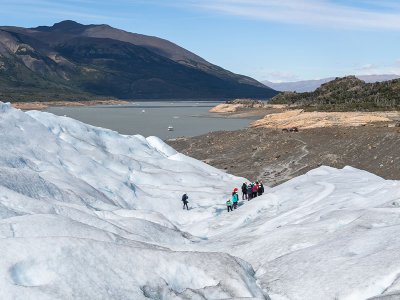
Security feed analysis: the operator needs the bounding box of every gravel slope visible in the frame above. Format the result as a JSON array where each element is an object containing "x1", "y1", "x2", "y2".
[{"x1": 167, "y1": 126, "x2": 400, "y2": 186}]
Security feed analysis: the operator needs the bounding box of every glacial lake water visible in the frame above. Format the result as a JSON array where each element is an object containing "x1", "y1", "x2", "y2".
[{"x1": 45, "y1": 101, "x2": 254, "y2": 140}]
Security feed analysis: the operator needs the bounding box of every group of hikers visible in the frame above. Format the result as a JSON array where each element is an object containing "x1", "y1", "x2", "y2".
[
  {"x1": 226, "y1": 181, "x2": 265, "y2": 212},
  {"x1": 180, "y1": 181, "x2": 265, "y2": 212}
]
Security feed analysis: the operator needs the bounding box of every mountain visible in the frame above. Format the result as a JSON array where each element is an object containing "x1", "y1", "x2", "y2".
[
  {"x1": 2, "y1": 102, "x2": 400, "y2": 299},
  {"x1": 263, "y1": 78, "x2": 335, "y2": 93},
  {"x1": 263, "y1": 74, "x2": 400, "y2": 92},
  {"x1": 0, "y1": 20, "x2": 277, "y2": 102},
  {"x1": 270, "y1": 75, "x2": 400, "y2": 110}
]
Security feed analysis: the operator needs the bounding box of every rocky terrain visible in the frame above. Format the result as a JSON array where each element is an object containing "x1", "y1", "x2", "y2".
[{"x1": 167, "y1": 125, "x2": 400, "y2": 187}]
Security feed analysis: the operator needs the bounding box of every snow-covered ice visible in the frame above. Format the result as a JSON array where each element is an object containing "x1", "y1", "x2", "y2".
[
  {"x1": 1, "y1": 102, "x2": 400, "y2": 299},
  {"x1": 0, "y1": 102, "x2": 265, "y2": 300},
  {"x1": 200, "y1": 166, "x2": 400, "y2": 299}
]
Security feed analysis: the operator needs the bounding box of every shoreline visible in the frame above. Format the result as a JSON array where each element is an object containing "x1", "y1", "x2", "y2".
[
  {"x1": 11, "y1": 99, "x2": 224, "y2": 110},
  {"x1": 209, "y1": 102, "x2": 400, "y2": 129},
  {"x1": 12, "y1": 99, "x2": 131, "y2": 110}
]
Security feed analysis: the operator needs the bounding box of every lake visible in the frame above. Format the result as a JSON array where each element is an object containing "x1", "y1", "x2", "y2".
[{"x1": 45, "y1": 101, "x2": 254, "y2": 140}]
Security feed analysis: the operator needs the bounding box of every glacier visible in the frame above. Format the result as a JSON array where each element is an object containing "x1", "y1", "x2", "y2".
[{"x1": 1, "y1": 101, "x2": 400, "y2": 300}]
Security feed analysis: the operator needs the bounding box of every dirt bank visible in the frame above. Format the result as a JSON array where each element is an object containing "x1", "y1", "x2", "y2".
[
  {"x1": 167, "y1": 126, "x2": 400, "y2": 187},
  {"x1": 251, "y1": 110, "x2": 400, "y2": 129}
]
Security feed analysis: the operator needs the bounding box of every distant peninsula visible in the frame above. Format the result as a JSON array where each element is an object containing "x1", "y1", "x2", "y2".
[{"x1": 270, "y1": 76, "x2": 400, "y2": 111}]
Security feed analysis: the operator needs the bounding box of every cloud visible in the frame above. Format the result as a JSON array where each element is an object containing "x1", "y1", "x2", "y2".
[
  {"x1": 357, "y1": 64, "x2": 379, "y2": 71},
  {"x1": 0, "y1": 0, "x2": 132, "y2": 24},
  {"x1": 352, "y1": 62, "x2": 400, "y2": 76},
  {"x1": 6, "y1": 0, "x2": 400, "y2": 30},
  {"x1": 258, "y1": 70, "x2": 300, "y2": 82},
  {"x1": 182, "y1": 0, "x2": 400, "y2": 30}
]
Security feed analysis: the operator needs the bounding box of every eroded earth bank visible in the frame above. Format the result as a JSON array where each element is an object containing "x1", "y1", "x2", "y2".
[{"x1": 168, "y1": 108, "x2": 400, "y2": 186}]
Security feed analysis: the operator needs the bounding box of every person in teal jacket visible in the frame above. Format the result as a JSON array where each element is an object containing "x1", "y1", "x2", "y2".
[
  {"x1": 226, "y1": 199, "x2": 233, "y2": 212},
  {"x1": 232, "y1": 188, "x2": 239, "y2": 209}
]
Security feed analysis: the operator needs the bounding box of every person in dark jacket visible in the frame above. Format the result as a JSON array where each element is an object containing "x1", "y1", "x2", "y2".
[
  {"x1": 182, "y1": 193, "x2": 189, "y2": 210},
  {"x1": 257, "y1": 182, "x2": 263, "y2": 196},
  {"x1": 260, "y1": 181, "x2": 265, "y2": 195},
  {"x1": 247, "y1": 184, "x2": 253, "y2": 201},
  {"x1": 241, "y1": 182, "x2": 247, "y2": 200},
  {"x1": 232, "y1": 188, "x2": 239, "y2": 209}
]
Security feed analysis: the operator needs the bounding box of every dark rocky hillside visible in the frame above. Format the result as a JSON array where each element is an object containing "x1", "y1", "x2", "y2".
[
  {"x1": 270, "y1": 76, "x2": 400, "y2": 111},
  {"x1": 0, "y1": 20, "x2": 277, "y2": 102}
]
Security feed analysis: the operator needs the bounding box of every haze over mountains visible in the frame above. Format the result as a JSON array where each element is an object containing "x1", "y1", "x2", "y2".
[
  {"x1": 263, "y1": 74, "x2": 400, "y2": 93},
  {"x1": 0, "y1": 20, "x2": 277, "y2": 102}
]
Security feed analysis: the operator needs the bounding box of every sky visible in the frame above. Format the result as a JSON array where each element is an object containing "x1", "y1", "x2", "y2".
[{"x1": 1, "y1": 0, "x2": 400, "y2": 82}]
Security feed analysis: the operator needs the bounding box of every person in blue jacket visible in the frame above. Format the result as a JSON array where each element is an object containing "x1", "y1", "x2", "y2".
[
  {"x1": 232, "y1": 188, "x2": 239, "y2": 209},
  {"x1": 226, "y1": 199, "x2": 233, "y2": 212}
]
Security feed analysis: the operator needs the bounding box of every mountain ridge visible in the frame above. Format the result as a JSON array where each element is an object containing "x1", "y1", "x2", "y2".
[
  {"x1": 0, "y1": 20, "x2": 276, "y2": 101},
  {"x1": 263, "y1": 74, "x2": 400, "y2": 92}
]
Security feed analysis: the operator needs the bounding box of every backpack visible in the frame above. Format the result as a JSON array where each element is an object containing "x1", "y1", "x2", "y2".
[{"x1": 182, "y1": 194, "x2": 188, "y2": 202}]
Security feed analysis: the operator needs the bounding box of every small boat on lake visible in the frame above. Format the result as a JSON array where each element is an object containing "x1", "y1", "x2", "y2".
[{"x1": 168, "y1": 125, "x2": 174, "y2": 131}]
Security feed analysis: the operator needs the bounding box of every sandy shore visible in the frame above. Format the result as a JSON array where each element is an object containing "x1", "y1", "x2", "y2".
[
  {"x1": 209, "y1": 103, "x2": 400, "y2": 128},
  {"x1": 209, "y1": 103, "x2": 288, "y2": 119},
  {"x1": 12, "y1": 99, "x2": 130, "y2": 110},
  {"x1": 251, "y1": 109, "x2": 400, "y2": 129}
]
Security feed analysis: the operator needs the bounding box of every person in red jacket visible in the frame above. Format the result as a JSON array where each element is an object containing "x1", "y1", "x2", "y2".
[{"x1": 252, "y1": 183, "x2": 258, "y2": 198}]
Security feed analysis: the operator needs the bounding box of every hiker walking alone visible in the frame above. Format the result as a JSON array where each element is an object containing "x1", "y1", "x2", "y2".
[
  {"x1": 226, "y1": 199, "x2": 233, "y2": 212},
  {"x1": 241, "y1": 182, "x2": 247, "y2": 200},
  {"x1": 182, "y1": 193, "x2": 189, "y2": 210},
  {"x1": 232, "y1": 188, "x2": 239, "y2": 209}
]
